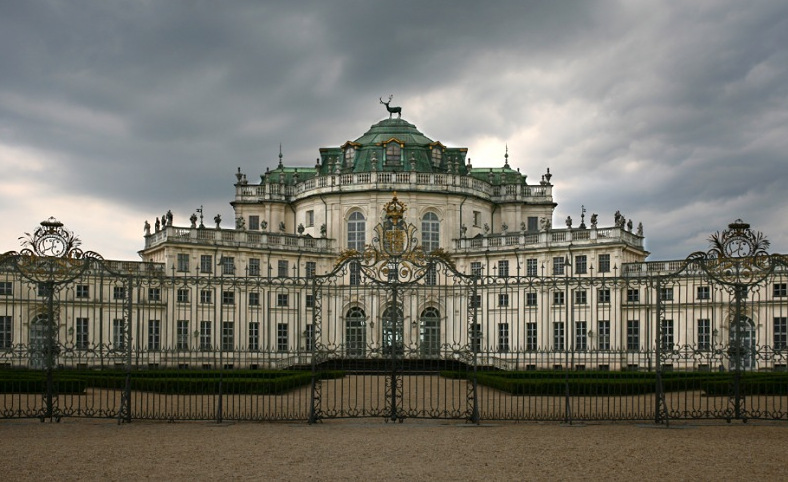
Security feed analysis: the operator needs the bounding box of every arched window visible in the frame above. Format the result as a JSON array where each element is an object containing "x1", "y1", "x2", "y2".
[
  {"x1": 385, "y1": 142, "x2": 401, "y2": 166},
  {"x1": 381, "y1": 306, "x2": 404, "y2": 355},
  {"x1": 347, "y1": 211, "x2": 366, "y2": 250},
  {"x1": 420, "y1": 307, "x2": 441, "y2": 358},
  {"x1": 345, "y1": 307, "x2": 366, "y2": 357},
  {"x1": 421, "y1": 212, "x2": 440, "y2": 253}
]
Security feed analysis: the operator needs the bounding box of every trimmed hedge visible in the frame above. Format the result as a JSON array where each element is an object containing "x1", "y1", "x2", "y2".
[
  {"x1": 443, "y1": 370, "x2": 788, "y2": 396},
  {"x1": 0, "y1": 369, "x2": 344, "y2": 395}
]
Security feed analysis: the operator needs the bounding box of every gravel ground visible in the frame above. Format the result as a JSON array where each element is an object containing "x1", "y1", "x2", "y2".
[{"x1": 1, "y1": 418, "x2": 786, "y2": 481}]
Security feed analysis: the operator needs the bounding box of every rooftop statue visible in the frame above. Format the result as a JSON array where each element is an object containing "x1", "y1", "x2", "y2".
[{"x1": 380, "y1": 95, "x2": 402, "y2": 119}]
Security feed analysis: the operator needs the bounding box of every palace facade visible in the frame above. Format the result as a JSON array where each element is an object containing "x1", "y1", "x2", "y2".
[{"x1": 1, "y1": 111, "x2": 786, "y2": 372}]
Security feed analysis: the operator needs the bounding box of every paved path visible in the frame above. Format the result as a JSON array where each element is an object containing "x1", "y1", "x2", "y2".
[{"x1": 1, "y1": 419, "x2": 785, "y2": 480}]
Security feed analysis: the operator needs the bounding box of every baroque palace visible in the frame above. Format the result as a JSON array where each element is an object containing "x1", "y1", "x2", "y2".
[{"x1": 2, "y1": 107, "x2": 787, "y2": 372}]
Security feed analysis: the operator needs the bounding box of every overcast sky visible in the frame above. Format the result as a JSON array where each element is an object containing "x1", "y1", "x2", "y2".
[{"x1": 1, "y1": 1, "x2": 787, "y2": 261}]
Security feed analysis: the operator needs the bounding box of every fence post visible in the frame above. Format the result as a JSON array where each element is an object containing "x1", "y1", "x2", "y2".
[
  {"x1": 468, "y1": 275, "x2": 480, "y2": 424},
  {"x1": 308, "y1": 277, "x2": 319, "y2": 424},
  {"x1": 119, "y1": 274, "x2": 133, "y2": 424},
  {"x1": 654, "y1": 277, "x2": 669, "y2": 426},
  {"x1": 43, "y1": 280, "x2": 56, "y2": 422}
]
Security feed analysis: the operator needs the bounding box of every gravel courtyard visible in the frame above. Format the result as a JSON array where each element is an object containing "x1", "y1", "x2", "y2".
[{"x1": 1, "y1": 418, "x2": 786, "y2": 481}]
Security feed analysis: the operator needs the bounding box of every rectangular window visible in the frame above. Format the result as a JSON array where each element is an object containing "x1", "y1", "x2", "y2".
[
  {"x1": 774, "y1": 283, "x2": 787, "y2": 298},
  {"x1": 249, "y1": 215, "x2": 260, "y2": 231},
  {"x1": 697, "y1": 286, "x2": 710, "y2": 300},
  {"x1": 574, "y1": 290, "x2": 587, "y2": 305},
  {"x1": 177, "y1": 253, "x2": 190, "y2": 272},
  {"x1": 553, "y1": 322, "x2": 565, "y2": 351},
  {"x1": 148, "y1": 320, "x2": 161, "y2": 351},
  {"x1": 597, "y1": 320, "x2": 610, "y2": 351},
  {"x1": 278, "y1": 260, "x2": 289, "y2": 277},
  {"x1": 526, "y1": 292, "x2": 537, "y2": 307},
  {"x1": 200, "y1": 255, "x2": 213, "y2": 274},
  {"x1": 75, "y1": 317, "x2": 89, "y2": 350},
  {"x1": 277, "y1": 323, "x2": 288, "y2": 352},
  {"x1": 306, "y1": 210, "x2": 315, "y2": 228},
  {"x1": 553, "y1": 291, "x2": 565, "y2": 305},
  {"x1": 470, "y1": 323, "x2": 481, "y2": 353},
  {"x1": 199, "y1": 321, "x2": 212, "y2": 350},
  {"x1": 659, "y1": 287, "x2": 674, "y2": 301},
  {"x1": 598, "y1": 254, "x2": 611, "y2": 273},
  {"x1": 112, "y1": 319, "x2": 125, "y2": 349},
  {"x1": 498, "y1": 323, "x2": 510, "y2": 352},
  {"x1": 75, "y1": 285, "x2": 89, "y2": 299},
  {"x1": 113, "y1": 286, "x2": 126, "y2": 300},
  {"x1": 249, "y1": 292, "x2": 260, "y2": 307},
  {"x1": 305, "y1": 261, "x2": 316, "y2": 279},
  {"x1": 305, "y1": 294, "x2": 315, "y2": 308},
  {"x1": 774, "y1": 317, "x2": 787, "y2": 350},
  {"x1": 497, "y1": 260, "x2": 509, "y2": 277},
  {"x1": 575, "y1": 255, "x2": 587, "y2": 275},
  {"x1": 661, "y1": 319, "x2": 674, "y2": 351},
  {"x1": 222, "y1": 291, "x2": 235, "y2": 305},
  {"x1": 470, "y1": 294, "x2": 481, "y2": 308},
  {"x1": 0, "y1": 316, "x2": 11, "y2": 349},
  {"x1": 575, "y1": 321, "x2": 587, "y2": 351},
  {"x1": 277, "y1": 293, "x2": 289, "y2": 307},
  {"x1": 425, "y1": 266, "x2": 437, "y2": 286},
  {"x1": 38, "y1": 283, "x2": 49, "y2": 297},
  {"x1": 470, "y1": 261, "x2": 483, "y2": 277},
  {"x1": 698, "y1": 319, "x2": 711, "y2": 351},
  {"x1": 552, "y1": 257, "x2": 564, "y2": 275},
  {"x1": 527, "y1": 216, "x2": 538, "y2": 233},
  {"x1": 526, "y1": 258, "x2": 538, "y2": 277},
  {"x1": 498, "y1": 293, "x2": 509, "y2": 307},
  {"x1": 248, "y1": 258, "x2": 261, "y2": 276},
  {"x1": 473, "y1": 211, "x2": 481, "y2": 227},
  {"x1": 148, "y1": 287, "x2": 161, "y2": 302},
  {"x1": 349, "y1": 261, "x2": 361, "y2": 286},
  {"x1": 305, "y1": 324, "x2": 314, "y2": 351},
  {"x1": 176, "y1": 320, "x2": 189, "y2": 351},
  {"x1": 526, "y1": 322, "x2": 537, "y2": 351},
  {"x1": 248, "y1": 322, "x2": 259, "y2": 351},
  {"x1": 177, "y1": 288, "x2": 190, "y2": 303},
  {"x1": 200, "y1": 290, "x2": 212, "y2": 304},
  {"x1": 597, "y1": 288, "x2": 611, "y2": 304},
  {"x1": 626, "y1": 288, "x2": 640, "y2": 303},
  {"x1": 627, "y1": 320, "x2": 640, "y2": 351},
  {"x1": 222, "y1": 322, "x2": 234, "y2": 351},
  {"x1": 0, "y1": 282, "x2": 11, "y2": 296},
  {"x1": 222, "y1": 256, "x2": 235, "y2": 275}
]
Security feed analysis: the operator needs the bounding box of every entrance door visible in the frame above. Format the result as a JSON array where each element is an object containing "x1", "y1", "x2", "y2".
[
  {"x1": 29, "y1": 314, "x2": 48, "y2": 369},
  {"x1": 730, "y1": 316, "x2": 757, "y2": 370}
]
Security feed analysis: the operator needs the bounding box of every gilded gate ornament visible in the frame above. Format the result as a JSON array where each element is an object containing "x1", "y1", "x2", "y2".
[
  {"x1": 686, "y1": 219, "x2": 775, "y2": 285},
  {"x1": 2, "y1": 217, "x2": 103, "y2": 284}
]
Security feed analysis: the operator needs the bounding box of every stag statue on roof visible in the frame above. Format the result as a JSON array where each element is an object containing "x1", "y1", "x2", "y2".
[{"x1": 380, "y1": 95, "x2": 402, "y2": 119}]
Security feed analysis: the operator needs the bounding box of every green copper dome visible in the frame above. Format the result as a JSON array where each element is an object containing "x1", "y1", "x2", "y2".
[
  {"x1": 318, "y1": 117, "x2": 468, "y2": 175},
  {"x1": 353, "y1": 118, "x2": 435, "y2": 145}
]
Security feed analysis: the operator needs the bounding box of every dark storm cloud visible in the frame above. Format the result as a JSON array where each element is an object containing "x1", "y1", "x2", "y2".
[{"x1": 1, "y1": 1, "x2": 787, "y2": 260}]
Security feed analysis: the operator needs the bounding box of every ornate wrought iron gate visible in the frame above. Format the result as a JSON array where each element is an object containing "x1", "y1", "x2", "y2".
[{"x1": 309, "y1": 195, "x2": 478, "y2": 422}]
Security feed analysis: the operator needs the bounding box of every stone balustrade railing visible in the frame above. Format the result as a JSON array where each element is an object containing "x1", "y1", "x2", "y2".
[
  {"x1": 144, "y1": 226, "x2": 335, "y2": 253},
  {"x1": 453, "y1": 226, "x2": 644, "y2": 251},
  {"x1": 235, "y1": 171, "x2": 552, "y2": 203}
]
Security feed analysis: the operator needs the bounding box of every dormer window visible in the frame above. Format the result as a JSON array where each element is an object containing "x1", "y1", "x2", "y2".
[
  {"x1": 344, "y1": 147, "x2": 355, "y2": 167},
  {"x1": 385, "y1": 142, "x2": 401, "y2": 166},
  {"x1": 431, "y1": 147, "x2": 442, "y2": 168}
]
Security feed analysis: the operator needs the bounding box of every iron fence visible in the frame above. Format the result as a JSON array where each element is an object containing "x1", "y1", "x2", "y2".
[{"x1": 1, "y1": 252, "x2": 788, "y2": 423}]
